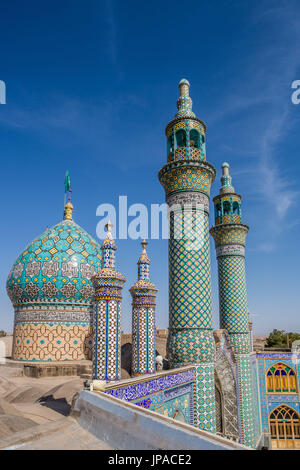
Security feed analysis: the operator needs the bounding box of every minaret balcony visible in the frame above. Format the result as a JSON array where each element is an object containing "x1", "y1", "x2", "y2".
[{"x1": 167, "y1": 147, "x2": 205, "y2": 163}]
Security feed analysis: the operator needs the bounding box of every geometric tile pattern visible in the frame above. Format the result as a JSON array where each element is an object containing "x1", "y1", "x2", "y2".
[
  {"x1": 159, "y1": 80, "x2": 216, "y2": 435},
  {"x1": 194, "y1": 363, "x2": 216, "y2": 433},
  {"x1": 169, "y1": 211, "x2": 213, "y2": 331},
  {"x1": 230, "y1": 333, "x2": 251, "y2": 355},
  {"x1": 12, "y1": 320, "x2": 92, "y2": 361},
  {"x1": 93, "y1": 299, "x2": 121, "y2": 381},
  {"x1": 7, "y1": 219, "x2": 102, "y2": 306},
  {"x1": 131, "y1": 307, "x2": 156, "y2": 375},
  {"x1": 218, "y1": 256, "x2": 249, "y2": 333},
  {"x1": 130, "y1": 241, "x2": 157, "y2": 376},
  {"x1": 105, "y1": 368, "x2": 195, "y2": 425},
  {"x1": 92, "y1": 225, "x2": 125, "y2": 381},
  {"x1": 211, "y1": 164, "x2": 255, "y2": 447},
  {"x1": 236, "y1": 354, "x2": 256, "y2": 447},
  {"x1": 167, "y1": 328, "x2": 216, "y2": 366}
]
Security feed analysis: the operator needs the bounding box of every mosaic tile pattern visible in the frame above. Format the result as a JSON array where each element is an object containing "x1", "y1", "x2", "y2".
[
  {"x1": 167, "y1": 329, "x2": 215, "y2": 366},
  {"x1": 218, "y1": 256, "x2": 249, "y2": 334},
  {"x1": 12, "y1": 320, "x2": 92, "y2": 361},
  {"x1": 106, "y1": 369, "x2": 195, "y2": 425},
  {"x1": 92, "y1": 223, "x2": 125, "y2": 381},
  {"x1": 236, "y1": 354, "x2": 256, "y2": 447},
  {"x1": 7, "y1": 219, "x2": 101, "y2": 305},
  {"x1": 93, "y1": 299, "x2": 121, "y2": 380},
  {"x1": 211, "y1": 164, "x2": 255, "y2": 447},
  {"x1": 130, "y1": 241, "x2": 158, "y2": 376},
  {"x1": 131, "y1": 306, "x2": 156, "y2": 375},
  {"x1": 194, "y1": 363, "x2": 216, "y2": 433},
  {"x1": 159, "y1": 80, "x2": 216, "y2": 434}
]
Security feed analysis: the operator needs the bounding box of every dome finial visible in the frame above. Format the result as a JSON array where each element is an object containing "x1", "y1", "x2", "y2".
[
  {"x1": 175, "y1": 79, "x2": 196, "y2": 118},
  {"x1": 64, "y1": 190, "x2": 74, "y2": 220},
  {"x1": 179, "y1": 79, "x2": 190, "y2": 97},
  {"x1": 220, "y1": 162, "x2": 235, "y2": 194}
]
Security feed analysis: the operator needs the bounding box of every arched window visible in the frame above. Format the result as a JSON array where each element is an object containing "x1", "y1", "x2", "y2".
[
  {"x1": 269, "y1": 405, "x2": 300, "y2": 449},
  {"x1": 175, "y1": 129, "x2": 186, "y2": 148},
  {"x1": 223, "y1": 201, "x2": 230, "y2": 215},
  {"x1": 215, "y1": 203, "x2": 221, "y2": 218},
  {"x1": 266, "y1": 362, "x2": 298, "y2": 393},
  {"x1": 190, "y1": 129, "x2": 200, "y2": 149},
  {"x1": 233, "y1": 202, "x2": 240, "y2": 215},
  {"x1": 167, "y1": 134, "x2": 174, "y2": 155}
]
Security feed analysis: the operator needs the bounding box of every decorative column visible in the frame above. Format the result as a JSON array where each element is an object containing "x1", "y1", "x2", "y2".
[
  {"x1": 92, "y1": 221, "x2": 126, "y2": 381},
  {"x1": 210, "y1": 163, "x2": 255, "y2": 447},
  {"x1": 159, "y1": 79, "x2": 217, "y2": 433},
  {"x1": 130, "y1": 240, "x2": 158, "y2": 376}
]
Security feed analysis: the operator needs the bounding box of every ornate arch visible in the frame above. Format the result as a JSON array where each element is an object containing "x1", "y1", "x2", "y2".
[{"x1": 214, "y1": 331, "x2": 239, "y2": 441}]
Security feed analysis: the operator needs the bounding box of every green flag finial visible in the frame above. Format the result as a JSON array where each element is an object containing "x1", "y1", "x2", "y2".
[{"x1": 64, "y1": 170, "x2": 71, "y2": 193}]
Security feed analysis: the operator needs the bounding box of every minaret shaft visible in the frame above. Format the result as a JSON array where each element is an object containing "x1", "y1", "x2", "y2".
[
  {"x1": 92, "y1": 222, "x2": 125, "y2": 381},
  {"x1": 159, "y1": 80, "x2": 216, "y2": 433},
  {"x1": 210, "y1": 163, "x2": 255, "y2": 447},
  {"x1": 130, "y1": 241, "x2": 158, "y2": 376}
]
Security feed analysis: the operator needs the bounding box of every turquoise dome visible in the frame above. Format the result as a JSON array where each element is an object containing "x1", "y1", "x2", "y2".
[{"x1": 7, "y1": 217, "x2": 102, "y2": 306}]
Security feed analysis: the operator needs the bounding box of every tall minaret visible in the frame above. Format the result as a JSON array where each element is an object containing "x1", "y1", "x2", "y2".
[
  {"x1": 210, "y1": 163, "x2": 255, "y2": 447},
  {"x1": 92, "y1": 221, "x2": 126, "y2": 381},
  {"x1": 130, "y1": 240, "x2": 158, "y2": 376},
  {"x1": 159, "y1": 79, "x2": 217, "y2": 433}
]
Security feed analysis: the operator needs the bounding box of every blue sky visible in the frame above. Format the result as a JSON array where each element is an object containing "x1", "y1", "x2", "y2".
[{"x1": 0, "y1": 0, "x2": 299, "y2": 335}]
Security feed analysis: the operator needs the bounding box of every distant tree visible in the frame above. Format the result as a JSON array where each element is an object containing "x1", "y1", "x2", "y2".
[
  {"x1": 0, "y1": 330, "x2": 7, "y2": 338},
  {"x1": 287, "y1": 332, "x2": 300, "y2": 348},
  {"x1": 266, "y1": 329, "x2": 286, "y2": 348},
  {"x1": 265, "y1": 329, "x2": 300, "y2": 348}
]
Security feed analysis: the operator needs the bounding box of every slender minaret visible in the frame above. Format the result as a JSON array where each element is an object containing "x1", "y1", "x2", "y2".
[
  {"x1": 159, "y1": 79, "x2": 217, "y2": 433},
  {"x1": 130, "y1": 240, "x2": 158, "y2": 376},
  {"x1": 210, "y1": 163, "x2": 255, "y2": 447},
  {"x1": 92, "y1": 221, "x2": 126, "y2": 381}
]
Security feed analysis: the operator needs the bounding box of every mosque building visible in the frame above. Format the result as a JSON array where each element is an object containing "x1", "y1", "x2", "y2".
[{"x1": 6, "y1": 80, "x2": 300, "y2": 450}]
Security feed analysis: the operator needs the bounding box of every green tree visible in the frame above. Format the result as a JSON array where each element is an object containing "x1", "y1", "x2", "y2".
[
  {"x1": 0, "y1": 330, "x2": 7, "y2": 338},
  {"x1": 266, "y1": 329, "x2": 287, "y2": 348},
  {"x1": 287, "y1": 332, "x2": 300, "y2": 348},
  {"x1": 266, "y1": 329, "x2": 300, "y2": 348}
]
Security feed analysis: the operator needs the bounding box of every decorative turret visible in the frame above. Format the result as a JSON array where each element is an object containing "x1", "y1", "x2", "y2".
[
  {"x1": 130, "y1": 240, "x2": 158, "y2": 376},
  {"x1": 92, "y1": 222, "x2": 126, "y2": 381},
  {"x1": 158, "y1": 80, "x2": 216, "y2": 433},
  {"x1": 210, "y1": 163, "x2": 249, "y2": 343},
  {"x1": 210, "y1": 163, "x2": 255, "y2": 447}
]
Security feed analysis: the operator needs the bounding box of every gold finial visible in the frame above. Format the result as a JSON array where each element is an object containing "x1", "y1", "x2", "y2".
[{"x1": 64, "y1": 191, "x2": 73, "y2": 220}]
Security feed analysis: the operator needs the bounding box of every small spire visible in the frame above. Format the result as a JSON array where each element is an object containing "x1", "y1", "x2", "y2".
[
  {"x1": 105, "y1": 220, "x2": 114, "y2": 238},
  {"x1": 175, "y1": 78, "x2": 196, "y2": 118},
  {"x1": 179, "y1": 79, "x2": 190, "y2": 97},
  {"x1": 138, "y1": 240, "x2": 150, "y2": 281},
  {"x1": 220, "y1": 162, "x2": 235, "y2": 194},
  {"x1": 138, "y1": 240, "x2": 150, "y2": 264},
  {"x1": 101, "y1": 220, "x2": 116, "y2": 268}
]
